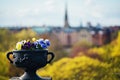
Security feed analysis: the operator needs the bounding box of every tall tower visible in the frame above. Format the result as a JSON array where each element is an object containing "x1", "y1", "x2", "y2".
[{"x1": 64, "y1": 3, "x2": 70, "y2": 28}]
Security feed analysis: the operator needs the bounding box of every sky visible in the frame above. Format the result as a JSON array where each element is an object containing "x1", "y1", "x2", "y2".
[{"x1": 0, "y1": 0, "x2": 120, "y2": 27}]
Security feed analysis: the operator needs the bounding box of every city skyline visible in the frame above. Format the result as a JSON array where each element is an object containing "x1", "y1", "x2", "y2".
[{"x1": 0, "y1": 0, "x2": 120, "y2": 27}]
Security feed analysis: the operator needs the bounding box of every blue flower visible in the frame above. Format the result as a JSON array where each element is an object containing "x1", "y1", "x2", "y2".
[
  {"x1": 38, "y1": 39, "x2": 45, "y2": 45},
  {"x1": 45, "y1": 39, "x2": 50, "y2": 46},
  {"x1": 41, "y1": 44, "x2": 47, "y2": 49}
]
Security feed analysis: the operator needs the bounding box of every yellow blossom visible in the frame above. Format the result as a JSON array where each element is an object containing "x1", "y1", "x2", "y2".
[
  {"x1": 32, "y1": 38, "x2": 36, "y2": 42},
  {"x1": 16, "y1": 42, "x2": 22, "y2": 50}
]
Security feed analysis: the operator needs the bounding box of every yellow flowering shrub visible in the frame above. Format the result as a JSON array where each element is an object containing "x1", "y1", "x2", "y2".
[
  {"x1": 111, "y1": 32, "x2": 120, "y2": 57},
  {"x1": 38, "y1": 56, "x2": 111, "y2": 80},
  {"x1": 0, "y1": 52, "x2": 9, "y2": 80}
]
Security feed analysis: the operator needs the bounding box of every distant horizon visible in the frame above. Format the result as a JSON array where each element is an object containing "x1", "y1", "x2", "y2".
[
  {"x1": 0, "y1": 24, "x2": 120, "y2": 28},
  {"x1": 0, "y1": 0, "x2": 120, "y2": 27}
]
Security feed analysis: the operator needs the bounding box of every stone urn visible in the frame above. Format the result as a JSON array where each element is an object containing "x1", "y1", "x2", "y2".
[{"x1": 7, "y1": 50, "x2": 54, "y2": 80}]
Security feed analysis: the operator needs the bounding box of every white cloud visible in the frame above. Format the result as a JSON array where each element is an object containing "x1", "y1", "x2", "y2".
[
  {"x1": 102, "y1": 18, "x2": 120, "y2": 26},
  {"x1": 91, "y1": 12, "x2": 103, "y2": 18},
  {"x1": 80, "y1": 0, "x2": 105, "y2": 19},
  {"x1": 43, "y1": 0, "x2": 56, "y2": 12},
  {"x1": 16, "y1": 9, "x2": 31, "y2": 17},
  {"x1": 44, "y1": 0, "x2": 54, "y2": 5},
  {"x1": 90, "y1": 8, "x2": 103, "y2": 18},
  {"x1": 84, "y1": 0, "x2": 94, "y2": 6},
  {"x1": 0, "y1": 0, "x2": 120, "y2": 26}
]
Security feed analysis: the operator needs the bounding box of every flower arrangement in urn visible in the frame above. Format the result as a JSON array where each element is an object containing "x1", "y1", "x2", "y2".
[
  {"x1": 15, "y1": 38, "x2": 50, "y2": 50},
  {"x1": 7, "y1": 38, "x2": 54, "y2": 80}
]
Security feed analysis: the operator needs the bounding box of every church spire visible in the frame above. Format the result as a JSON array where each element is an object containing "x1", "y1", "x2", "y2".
[{"x1": 64, "y1": 3, "x2": 70, "y2": 28}]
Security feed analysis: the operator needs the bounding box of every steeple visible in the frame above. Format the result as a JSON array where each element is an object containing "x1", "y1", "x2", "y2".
[{"x1": 64, "y1": 3, "x2": 70, "y2": 28}]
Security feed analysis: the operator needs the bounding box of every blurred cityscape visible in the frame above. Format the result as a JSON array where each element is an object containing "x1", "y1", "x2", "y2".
[{"x1": 1, "y1": 5, "x2": 120, "y2": 48}]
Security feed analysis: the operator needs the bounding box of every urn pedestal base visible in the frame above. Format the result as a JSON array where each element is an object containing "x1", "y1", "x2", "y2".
[{"x1": 10, "y1": 77, "x2": 52, "y2": 80}]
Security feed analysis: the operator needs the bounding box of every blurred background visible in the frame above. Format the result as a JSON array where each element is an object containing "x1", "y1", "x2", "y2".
[{"x1": 0, "y1": 0, "x2": 120, "y2": 80}]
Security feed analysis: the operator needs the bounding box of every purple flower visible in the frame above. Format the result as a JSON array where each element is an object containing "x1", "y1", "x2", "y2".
[
  {"x1": 22, "y1": 41, "x2": 33, "y2": 49},
  {"x1": 31, "y1": 43, "x2": 36, "y2": 48}
]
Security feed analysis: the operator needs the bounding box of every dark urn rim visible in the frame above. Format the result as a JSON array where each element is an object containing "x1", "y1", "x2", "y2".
[{"x1": 12, "y1": 50, "x2": 48, "y2": 53}]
